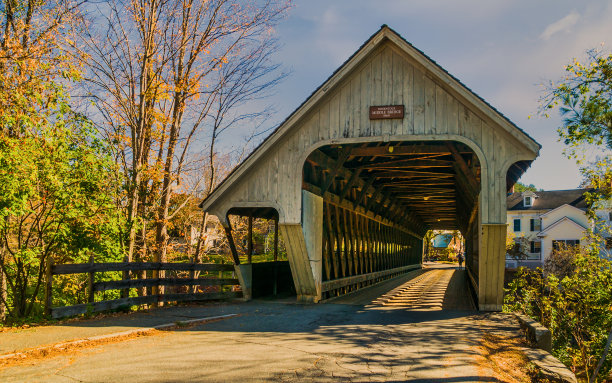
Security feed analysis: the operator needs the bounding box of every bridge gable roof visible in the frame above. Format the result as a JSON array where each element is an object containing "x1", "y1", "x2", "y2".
[{"x1": 201, "y1": 25, "x2": 540, "y2": 213}]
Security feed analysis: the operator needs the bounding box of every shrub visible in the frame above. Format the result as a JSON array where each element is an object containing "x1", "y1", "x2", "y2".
[{"x1": 504, "y1": 252, "x2": 612, "y2": 382}]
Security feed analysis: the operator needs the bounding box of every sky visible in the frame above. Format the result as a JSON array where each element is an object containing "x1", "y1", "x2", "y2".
[{"x1": 251, "y1": 0, "x2": 612, "y2": 191}]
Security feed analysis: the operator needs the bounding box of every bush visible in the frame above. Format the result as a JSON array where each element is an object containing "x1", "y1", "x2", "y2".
[
  {"x1": 504, "y1": 252, "x2": 612, "y2": 382},
  {"x1": 543, "y1": 244, "x2": 579, "y2": 280}
]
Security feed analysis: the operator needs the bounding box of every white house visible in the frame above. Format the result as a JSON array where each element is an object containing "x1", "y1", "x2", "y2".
[{"x1": 505, "y1": 189, "x2": 612, "y2": 269}]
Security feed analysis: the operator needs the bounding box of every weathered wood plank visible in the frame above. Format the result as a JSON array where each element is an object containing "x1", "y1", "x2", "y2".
[
  {"x1": 53, "y1": 262, "x2": 235, "y2": 275},
  {"x1": 361, "y1": 61, "x2": 372, "y2": 137},
  {"x1": 52, "y1": 290, "x2": 244, "y2": 319},
  {"x1": 93, "y1": 278, "x2": 240, "y2": 292},
  {"x1": 391, "y1": 51, "x2": 404, "y2": 134},
  {"x1": 371, "y1": 52, "x2": 383, "y2": 136},
  {"x1": 424, "y1": 76, "x2": 436, "y2": 135},
  {"x1": 159, "y1": 291, "x2": 242, "y2": 303},
  {"x1": 321, "y1": 264, "x2": 421, "y2": 292},
  {"x1": 413, "y1": 69, "x2": 425, "y2": 134},
  {"x1": 349, "y1": 70, "x2": 360, "y2": 135},
  {"x1": 51, "y1": 295, "x2": 158, "y2": 319},
  {"x1": 402, "y1": 61, "x2": 414, "y2": 134}
]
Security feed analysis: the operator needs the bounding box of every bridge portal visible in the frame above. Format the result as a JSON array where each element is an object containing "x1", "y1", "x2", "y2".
[{"x1": 200, "y1": 26, "x2": 540, "y2": 311}]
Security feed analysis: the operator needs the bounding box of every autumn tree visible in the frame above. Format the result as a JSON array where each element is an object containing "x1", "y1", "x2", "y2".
[
  {"x1": 0, "y1": 0, "x2": 124, "y2": 321},
  {"x1": 78, "y1": 0, "x2": 290, "y2": 269},
  {"x1": 533, "y1": 48, "x2": 612, "y2": 382}
]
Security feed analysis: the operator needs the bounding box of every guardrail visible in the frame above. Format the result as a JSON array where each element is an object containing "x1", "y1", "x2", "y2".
[{"x1": 45, "y1": 256, "x2": 241, "y2": 319}]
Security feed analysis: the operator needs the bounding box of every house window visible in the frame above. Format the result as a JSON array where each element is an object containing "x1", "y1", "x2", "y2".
[
  {"x1": 529, "y1": 218, "x2": 541, "y2": 232},
  {"x1": 530, "y1": 241, "x2": 541, "y2": 254},
  {"x1": 552, "y1": 239, "x2": 580, "y2": 251},
  {"x1": 609, "y1": 211, "x2": 612, "y2": 221},
  {"x1": 513, "y1": 218, "x2": 521, "y2": 232},
  {"x1": 606, "y1": 238, "x2": 612, "y2": 250},
  {"x1": 524, "y1": 196, "x2": 532, "y2": 207}
]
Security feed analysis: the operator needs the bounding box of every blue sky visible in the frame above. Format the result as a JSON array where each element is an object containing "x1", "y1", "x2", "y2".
[{"x1": 254, "y1": 0, "x2": 612, "y2": 191}]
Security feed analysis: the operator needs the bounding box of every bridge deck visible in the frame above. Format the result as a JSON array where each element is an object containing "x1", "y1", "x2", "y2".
[{"x1": 327, "y1": 263, "x2": 475, "y2": 310}]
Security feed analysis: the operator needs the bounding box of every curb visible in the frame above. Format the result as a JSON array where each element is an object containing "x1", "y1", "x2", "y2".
[
  {"x1": 0, "y1": 313, "x2": 237, "y2": 362},
  {"x1": 521, "y1": 347, "x2": 577, "y2": 383},
  {"x1": 515, "y1": 313, "x2": 552, "y2": 352},
  {"x1": 513, "y1": 313, "x2": 577, "y2": 383}
]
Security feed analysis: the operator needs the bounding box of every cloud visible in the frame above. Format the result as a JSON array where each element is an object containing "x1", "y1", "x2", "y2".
[{"x1": 540, "y1": 11, "x2": 580, "y2": 40}]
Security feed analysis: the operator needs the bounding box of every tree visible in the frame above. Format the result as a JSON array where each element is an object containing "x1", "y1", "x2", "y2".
[
  {"x1": 504, "y1": 251, "x2": 612, "y2": 382},
  {"x1": 513, "y1": 182, "x2": 539, "y2": 193},
  {"x1": 0, "y1": 0, "x2": 85, "y2": 135},
  {"x1": 505, "y1": 232, "x2": 530, "y2": 267},
  {"x1": 0, "y1": 0, "x2": 103, "y2": 321},
  {"x1": 78, "y1": 0, "x2": 291, "y2": 271},
  {"x1": 542, "y1": 49, "x2": 612, "y2": 199},
  {"x1": 0, "y1": 113, "x2": 124, "y2": 319},
  {"x1": 531, "y1": 48, "x2": 612, "y2": 382},
  {"x1": 0, "y1": 0, "x2": 124, "y2": 321},
  {"x1": 543, "y1": 50, "x2": 612, "y2": 153}
]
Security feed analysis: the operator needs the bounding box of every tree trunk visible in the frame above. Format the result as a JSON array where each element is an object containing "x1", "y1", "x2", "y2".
[
  {"x1": 0, "y1": 241, "x2": 6, "y2": 322},
  {"x1": 590, "y1": 326, "x2": 612, "y2": 383}
]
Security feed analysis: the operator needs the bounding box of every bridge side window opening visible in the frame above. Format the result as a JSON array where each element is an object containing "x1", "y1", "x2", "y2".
[
  {"x1": 513, "y1": 218, "x2": 521, "y2": 232},
  {"x1": 530, "y1": 218, "x2": 541, "y2": 232}
]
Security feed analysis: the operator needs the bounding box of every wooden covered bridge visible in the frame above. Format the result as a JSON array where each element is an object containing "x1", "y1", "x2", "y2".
[{"x1": 200, "y1": 26, "x2": 540, "y2": 311}]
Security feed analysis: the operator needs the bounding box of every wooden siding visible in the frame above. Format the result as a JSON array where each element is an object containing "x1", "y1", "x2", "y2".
[
  {"x1": 479, "y1": 224, "x2": 507, "y2": 310},
  {"x1": 208, "y1": 42, "x2": 536, "y2": 226}
]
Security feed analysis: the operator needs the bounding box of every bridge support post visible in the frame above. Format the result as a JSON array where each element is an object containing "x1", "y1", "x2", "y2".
[
  {"x1": 301, "y1": 190, "x2": 323, "y2": 299},
  {"x1": 478, "y1": 223, "x2": 506, "y2": 311},
  {"x1": 234, "y1": 264, "x2": 252, "y2": 301},
  {"x1": 278, "y1": 190, "x2": 322, "y2": 303}
]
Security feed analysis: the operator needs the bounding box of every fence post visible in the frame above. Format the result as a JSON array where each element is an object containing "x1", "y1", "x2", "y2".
[
  {"x1": 189, "y1": 256, "x2": 196, "y2": 294},
  {"x1": 87, "y1": 255, "x2": 95, "y2": 304},
  {"x1": 121, "y1": 255, "x2": 129, "y2": 299},
  {"x1": 247, "y1": 215, "x2": 253, "y2": 264},
  {"x1": 44, "y1": 257, "x2": 54, "y2": 317},
  {"x1": 151, "y1": 263, "x2": 160, "y2": 308},
  {"x1": 273, "y1": 218, "x2": 279, "y2": 296}
]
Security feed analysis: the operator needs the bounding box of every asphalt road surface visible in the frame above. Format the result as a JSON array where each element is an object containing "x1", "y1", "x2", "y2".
[{"x1": 1, "y1": 264, "x2": 516, "y2": 382}]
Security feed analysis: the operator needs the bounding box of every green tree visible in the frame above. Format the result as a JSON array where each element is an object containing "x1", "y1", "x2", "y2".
[
  {"x1": 543, "y1": 50, "x2": 612, "y2": 153},
  {"x1": 521, "y1": 48, "x2": 612, "y2": 382},
  {"x1": 0, "y1": 103, "x2": 124, "y2": 320},
  {"x1": 542, "y1": 49, "x2": 612, "y2": 198},
  {"x1": 513, "y1": 182, "x2": 539, "y2": 193},
  {"x1": 0, "y1": 0, "x2": 123, "y2": 321}
]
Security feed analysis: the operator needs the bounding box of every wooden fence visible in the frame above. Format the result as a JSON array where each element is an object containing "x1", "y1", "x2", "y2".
[{"x1": 45, "y1": 257, "x2": 241, "y2": 319}]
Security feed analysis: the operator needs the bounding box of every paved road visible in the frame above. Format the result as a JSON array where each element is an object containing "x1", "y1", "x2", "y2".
[{"x1": 1, "y1": 265, "x2": 519, "y2": 382}]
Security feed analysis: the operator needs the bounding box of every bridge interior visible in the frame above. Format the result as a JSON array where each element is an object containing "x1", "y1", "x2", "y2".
[{"x1": 300, "y1": 140, "x2": 530, "y2": 300}]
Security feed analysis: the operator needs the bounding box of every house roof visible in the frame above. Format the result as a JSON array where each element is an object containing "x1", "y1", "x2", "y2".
[
  {"x1": 540, "y1": 203, "x2": 585, "y2": 218},
  {"x1": 537, "y1": 216, "x2": 588, "y2": 237},
  {"x1": 200, "y1": 25, "x2": 541, "y2": 212},
  {"x1": 507, "y1": 189, "x2": 592, "y2": 211}
]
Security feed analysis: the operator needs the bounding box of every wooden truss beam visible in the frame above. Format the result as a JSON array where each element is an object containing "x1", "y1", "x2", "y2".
[
  {"x1": 306, "y1": 150, "x2": 426, "y2": 235},
  {"x1": 303, "y1": 182, "x2": 424, "y2": 239},
  {"x1": 348, "y1": 145, "x2": 471, "y2": 157},
  {"x1": 320, "y1": 147, "x2": 352, "y2": 194}
]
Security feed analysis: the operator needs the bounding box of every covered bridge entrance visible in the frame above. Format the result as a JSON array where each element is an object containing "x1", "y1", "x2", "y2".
[{"x1": 200, "y1": 26, "x2": 540, "y2": 311}]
